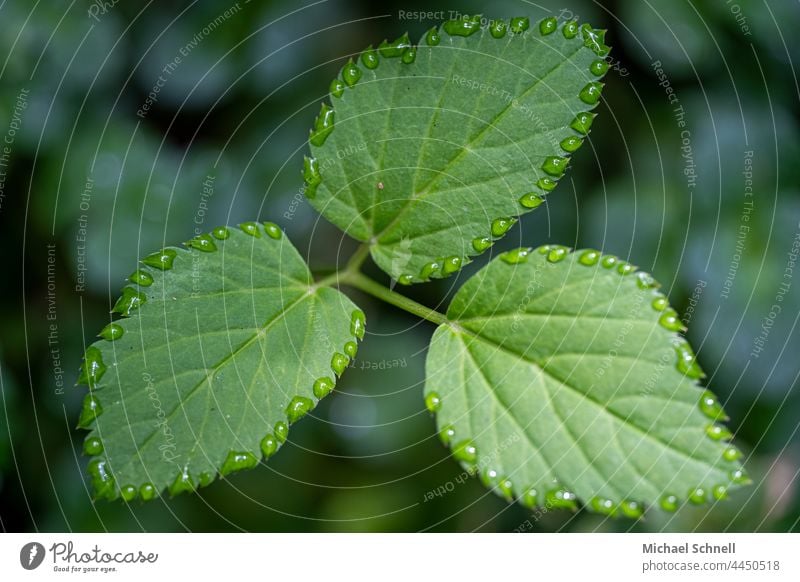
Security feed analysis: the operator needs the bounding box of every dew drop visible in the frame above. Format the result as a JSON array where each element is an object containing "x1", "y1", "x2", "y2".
[
  {"x1": 542, "y1": 156, "x2": 569, "y2": 177},
  {"x1": 705, "y1": 424, "x2": 732, "y2": 441},
  {"x1": 397, "y1": 274, "x2": 414, "y2": 286},
  {"x1": 441, "y1": 256, "x2": 462, "y2": 275},
  {"x1": 699, "y1": 390, "x2": 728, "y2": 421},
  {"x1": 547, "y1": 246, "x2": 569, "y2": 263},
  {"x1": 501, "y1": 247, "x2": 531, "y2": 265},
  {"x1": 730, "y1": 468, "x2": 750, "y2": 484},
  {"x1": 600, "y1": 256, "x2": 617, "y2": 269},
  {"x1": 674, "y1": 339, "x2": 705, "y2": 379},
  {"x1": 139, "y1": 482, "x2": 156, "y2": 501},
  {"x1": 536, "y1": 176, "x2": 557, "y2": 191},
  {"x1": 401, "y1": 47, "x2": 416, "y2": 65},
  {"x1": 570, "y1": 112, "x2": 596, "y2": 135},
  {"x1": 439, "y1": 424, "x2": 455, "y2": 445},
  {"x1": 169, "y1": 466, "x2": 195, "y2": 496},
  {"x1": 198, "y1": 472, "x2": 214, "y2": 488},
  {"x1": 510, "y1": 16, "x2": 530, "y2": 34},
  {"x1": 263, "y1": 222, "x2": 282, "y2": 240},
  {"x1": 274, "y1": 421, "x2": 289, "y2": 443},
  {"x1": 186, "y1": 233, "x2": 217, "y2": 253},
  {"x1": 651, "y1": 296, "x2": 668, "y2": 312},
  {"x1": 579, "y1": 82, "x2": 604, "y2": 105},
  {"x1": 425, "y1": 27, "x2": 441, "y2": 46},
  {"x1": 329, "y1": 78, "x2": 345, "y2": 98},
  {"x1": 560, "y1": 136, "x2": 583, "y2": 153},
  {"x1": 341, "y1": 59, "x2": 362, "y2": 87},
  {"x1": 343, "y1": 341, "x2": 358, "y2": 358},
  {"x1": 444, "y1": 15, "x2": 481, "y2": 37},
  {"x1": 687, "y1": 487, "x2": 707, "y2": 505},
  {"x1": 220, "y1": 450, "x2": 258, "y2": 476},
  {"x1": 521, "y1": 487, "x2": 538, "y2": 508},
  {"x1": 658, "y1": 309, "x2": 685, "y2": 332},
  {"x1": 660, "y1": 494, "x2": 679, "y2": 512},
  {"x1": 261, "y1": 434, "x2": 279, "y2": 458},
  {"x1": 142, "y1": 248, "x2": 177, "y2": 270},
  {"x1": 617, "y1": 262, "x2": 637, "y2": 275},
  {"x1": 620, "y1": 500, "x2": 644, "y2": 519},
  {"x1": 472, "y1": 237, "x2": 493, "y2": 252},
  {"x1": 538, "y1": 245, "x2": 552, "y2": 255},
  {"x1": 491, "y1": 217, "x2": 516, "y2": 237},
  {"x1": 331, "y1": 352, "x2": 349, "y2": 376},
  {"x1": 590, "y1": 497, "x2": 615, "y2": 515},
  {"x1": 581, "y1": 24, "x2": 610, "y2": 56},
  {"x1": 578, "y1": 249, "x2": 600, "y2": 266},
  {"x1": 286, "y1": 396, "x2": 314, "y2": 424},
  {"x1": 239, "y1": 222, "x2": 261, "y2": 238},
  {"x1": 562, "y1": 20, "x2": 579, "y2": 39},
  {"x1": 350, "y1": 310, "x2": 366, "y2": 340},
  {"x1": 722, "y1": 447, "x2": 742, "y2": 462},
  {"x1": 378, "y1": 33, "x2": 412, "y2": 57},
  {"x1": 78, "y1": 394, "x2": 103, "y2": 428},
  {"x1": 539, "y1": 17, "x2": 557, "y2": 36},
  {"x1": 303, "y1": 156, "x2": 322, "y2": 190},
  {"x1": 545, "y1": 488, "x2": 578, "y2": 510},
  {"x1": 590, "y1": 59, "x2": 610, "y2": 76},
  {"x1": 211, "y1": 226, "x2": 230, "y2": 240},
  {"x1": 120, "y1": 484, "x2": 137, "y2": 502},
  {"x1": 420, "y1": 261, "x2": 442, "y2": 280},
  {"x1": 497, "y1": 477, "x2": 514, "y2": 500},
  {"x1": 310, "y1": 103, "x2": 335, "y2": 146},
  {"x1": 87, "y1": 458, "x2": 115, "y2": 499},
  {"x1": 112, "y1": 287, "x2": 147, "y2": 317},
  {"x1": 99, "y1": 323, "x2": 123, "y2": 342},
  {"x1": 128, "y1": 269, "x2": 154, "y2": 287},
  {"x1": 83, "y1": 435, "x2": 103, "y2": 456},
  {"x1": 424, "y1": 391, "x2": 441, "y2": 413},
  {"x1": 360, "y1": 45, "x2": 379, "y2": 69},
  {"x1": 452, "y1": 439, "x2": 477, "y2": 464},
  {"x1": 313, "y1": 376, "x2": 335, "y2": 399},
  {"x1": 636, "y1": 272, "x2": 658, "y2": 290},
  {"x1": 489, "y1": 19, "x2": 507, "y2": 38},
  {"x1": 712, "y1": 484, "x2": 728, "y2": 500},
  {"x1": 519, "y1": 192, "x2": 544, "y2": 209}
]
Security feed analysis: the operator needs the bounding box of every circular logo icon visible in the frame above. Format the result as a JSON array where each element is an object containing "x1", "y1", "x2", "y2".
[{"x1": 19, "y1": 542, "x2": 46, "y2": 570}]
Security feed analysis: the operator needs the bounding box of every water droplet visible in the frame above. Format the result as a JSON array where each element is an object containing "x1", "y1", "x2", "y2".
[
  {"x1": 263, "y1": 222, "x2": 282, "y2": 240},
  {"x1": 239, "y1": 222, "x2": 261, "y2": 238},
  {"x1": 169, "y1": 466, "x2": 195, "y2": 496},
  {"x1": 441, "y1": 256, "x2": 462, "y2": 275},
  {"x1": 313, "y1": 376, "x2": 334, "y2": 399},
  {"x1": 723, "y1": 447, "x2": 742, "y2": 462},
  {"x1": 360, "y1": 45, "x2": 379, "y2": 69},
  {"x1": 712, "y1": 484, "x2": 728, "y2": 500},
  {"x1": 542, "y1": 156, "x2": 569, "y2": 177},
  {"x1": 519, "y1": 192, "x2": 544, "y2": 209},
  {"x1": 590, "y1": 497, "x2": 616, "y2": 515},
  {"x1": 660, "y1": 494, "x2": 679, "y2": 512},
  {"x1": 538, "y1": 245, "x2": 552, "y2": 255},
  {"x1": 545, "y1": 488, "x2": 578, "y2": 510},
  {"x1": 510, "y1": 17, "x2": 530, "y2": 34},
  {"x1": 570, "y1": 112, "x2": 596, "y2": 135},
  {"x1": 497, "y1": 477, "x2": 514, "y2": 500},
  {"x1": 139, "y1": 482, "x2": 156, "y2": 501},
  {"x1": 539, "y1": 17, "x2": 557, "y2": 35},
  {"x1": 636, "y1": 272, "x2": 658, "y2": 289},
  {"x1": 687, "y1": 487, "x2": 707, "y2": 505},
  {"x1": 379, "y1": 33, "x2": 412, "y2": 57},
  {"x1": 705, "y1": 424, "x2": 732, "y2": 441},
  {"x1": 424, "y1": 391, "x2": 441, "y2": 413},
  {"x1": 401, "y1": 47, "x2": 416, "y2": 65},
  {"x1": 521, "y1": 487, "x2": 538, "y2": 508},
  {"x1": 699, "y1": 391, "x2": 728, "y2": 421},
  {"x1": 310, "y1": 103, "x2": 335, "y2": 146},
  {"x1": 261, "y1": 434, "x2": 279, "y2": 458},
  {"x1": 620, "y1": 500, "x2": 644, "y2": 519},
  {"x1": 536, "y1": 176, "x2": 557, "y2": 191},
  {"x1": 616, "y1": 262, "x2": 636, "y2": 275},
  {"x1": 142, "y1": 248, "x2": 177, "y2": 270},
  {"x1": 674, "y1": 339, "x2": 705, "y2": 379},
  {"x1": 562, "y1": 20, "x2": 579, "y2": 39},
  {"x1": 186, "y1": 233, "x2": 217, "y2": 252},
  {"x1": 198, "y1": 471, "x2": 214, "y2": 488},
  {"x1": 331, "y1": 352, "x2": 349, "y2": 376},
  {"x1": 480, "y1": 468, "x2": 498, "y2": 488},
  {"x1": 99, "y1": 323, "x2": 123, "y2": 342},
  {"x1": 452, "y1": 439, "x2": 477, "y2": 464},
  {"x1": 83, "y1": 436, "x2": 103, "y2": 456},
  {"x1": 658, "y1": 308, "x2": 684, "y2": 332},
  {"x1": 212, "y1": 226, "x2": 230, "y2": 240},
  {"x1": 730, "y1": 468, "x2": 750, "y2": 484},
  {"x1": 581, "y1": 24, "x2": 610, "y2": 56},
  {"x1": 344, "y1": 341, "x2": 358, "y2": 358},
  {"x1": 425, "y1": 27, "x2": 441, "y2": 46},
  {"x1": 341, "y1": 59, "x2": 362, "y2": 88},
  {"x1": 651, "y1": 296, "x2": 668, "y2": 312},
  {"x1": 112, "y1": 287, "x2": 146, "y2": 316},
  {"x1": 220, "y1": 450, "x2": 258, "y2": 476},
  {"x1": 78, "y1": 394, "x2": 103, "y2": 428},
  {"x1": 491, "y1": 217, "x2": 516, "y2": 237},
  {"x1": 560, "y1": 136, "x2": 583, "y2": 153},
  {"x1": 579, "y1": 82, "x2": 604, "y2": 105},
  {"x1": 472, "y1": 237, "x2": 493, "y2": 252},
  {"x1": 286, "y1": 396, "x2": 314, "y2": 424},
  {"x1": 578, "y1": 249, "x2": 600, "y2": 266},
  {"x1": 420, "y1": 261, "x2": 441, "y2": 279},
  {"x1": 120, "y1": 484, "x2": 137, "y2": 502},
  {"x1": 590, "y1": 60, "x2": 609, "y2": 77},
  {"x1": 329, "y1": 78, "x2": 345, "y2": 98},
  {"x1": 274, "y1": 421, "x2": 289, "y2": 443},
  {"x1": 350, "y1": 310, "x2": 366, "y2": 340},
  {"x1": 397, "y1": 274, "x2": 413, "y2": 286},
  {"x1": 547, "y1": 246, "x2": 569, "y2": 263},
  {"x1": 501, "y1": 247, "x2": 531, "y2": 264},
  {"x1": 444, "y1": 15, "x2": 482, "y2": 37},
  {"x1": 87, "y1": 458, "x2": 115, "y2": 499},
  {"x1": 439, "y1": 424, "x2": 455, "y2": 445},
  {"x1": 128, "y1": 269, "x2": 153, "y2": 287},
  {"x1": 303, "y1": 156, "x2": 322, "y2": 193},
  {"x1": 489, "y1": 19, "x2": 507, "y2": 38}
]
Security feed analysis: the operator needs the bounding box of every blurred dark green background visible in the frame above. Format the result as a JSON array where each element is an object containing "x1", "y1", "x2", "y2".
[{"x1": 1, "y1": 0, "x2": 798, "y2": 532}]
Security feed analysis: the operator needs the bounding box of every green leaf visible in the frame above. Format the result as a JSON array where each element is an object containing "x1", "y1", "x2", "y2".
[
  {"x1": 77, "y1": 224, "x2": 365, "y2": 501},
  {"x1": 304, "y1": 15, "x2": 609, "y2": 283},
  {"x1": 425, "y1": 245, "x2": 747, "y2": 516}
]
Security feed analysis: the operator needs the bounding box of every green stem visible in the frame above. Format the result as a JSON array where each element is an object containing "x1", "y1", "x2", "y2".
[{"x1": 340, "y1": 271, "x2": 448, "y2": 326}]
